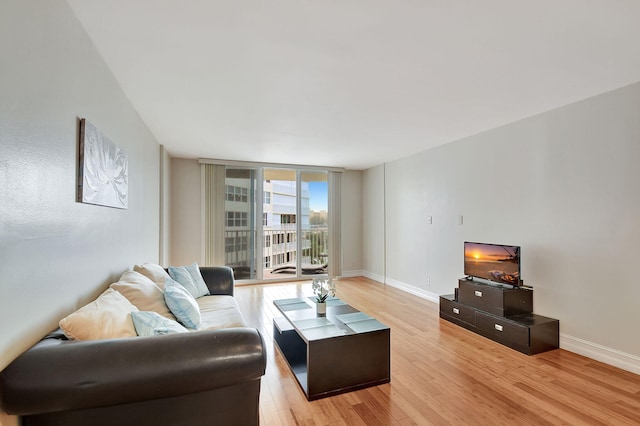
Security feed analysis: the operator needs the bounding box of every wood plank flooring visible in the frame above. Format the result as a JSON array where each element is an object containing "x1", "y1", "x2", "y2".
[{"x1": 234, "y1": 277, "x2": 640, "y2": 426}]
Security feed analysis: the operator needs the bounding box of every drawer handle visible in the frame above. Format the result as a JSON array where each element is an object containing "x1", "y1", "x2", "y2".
[
  {"x1": 452, "y1": 307, "x2": 460, "y2": 315},
  {"x1": 494, "y1": 324, "x2": 503, "y2": 332},
  {"x1": 474, "y1": 290, "x2": 483, "y2": 297}
]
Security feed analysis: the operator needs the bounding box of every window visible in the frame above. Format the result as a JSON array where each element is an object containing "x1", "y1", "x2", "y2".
[
  {"x1": 263, "y1": 213, "x2": 268, "y2": 226},
  {"x1": 238, "y1": 236, "x2": 248, "y2": 251},
  {"x1": 225, "y1": 235, "x2": 249, "y2": 253},
  {"x1": 225, "y1": 237, "x2": 235, "y2": 252},
  {"x1": 264, "y1": 235, "x2": 271, "y2": 248},
  {"x1": 264, "y1": 191, "x2": 271, "y2": 204},
  {"x1": 275, "y1": 233, "x2": 284, "y2": 244},
  {"x1": 225, "y1": 185, "x2": 249, "y2": 203},
  {"x1": 226, "y1": 211, "x2": 248, "y2": 227},
  {"x1": 264, "y1": 256, "x2": 271, "y2": 268},
  {"x1": 281, "y1": 214, "x2": 296, "y2": 224}
]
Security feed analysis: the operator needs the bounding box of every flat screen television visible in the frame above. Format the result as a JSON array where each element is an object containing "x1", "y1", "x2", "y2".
[{"x1": 464, "y1": 242, "x2": 521, "y2": 286}]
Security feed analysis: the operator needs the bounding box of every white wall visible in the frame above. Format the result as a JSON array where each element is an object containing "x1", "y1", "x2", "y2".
[
  {"x1": 340, "y1": 170, "x2": 363, "y2": 275},
  {"x1": 159, "y1": 145, "x2": 172, "y2": 266},
  {"x1": 363, "y1": 81, "x2": 640, "y2": 372},
  {"x1": 170, "y1": 158, "x2": 202, "y2": 266},
  {"x1": 362, "y1": 165, "x2": 386, "y2": 282},
  {"x1": 0, "y1": 0, "x2": 160, "y2": 377}
]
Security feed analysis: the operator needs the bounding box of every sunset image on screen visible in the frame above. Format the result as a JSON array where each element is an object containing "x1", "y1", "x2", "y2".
[{"x1": 464, "y1": 242, "x2": 520, "y2": 285}]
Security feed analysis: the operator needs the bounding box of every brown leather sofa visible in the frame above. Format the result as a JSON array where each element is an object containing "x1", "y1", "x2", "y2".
[{"x1": 0, "y1": 267, "x2": 266, "y2": 426}]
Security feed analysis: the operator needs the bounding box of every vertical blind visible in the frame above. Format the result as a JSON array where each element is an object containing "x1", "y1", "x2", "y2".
[
  {"x1": 202, "y1": 164, "x2": 226, "y2": 266},
  {"x1": 328, "y1": 171, "x2": 342, "y2": 278}
]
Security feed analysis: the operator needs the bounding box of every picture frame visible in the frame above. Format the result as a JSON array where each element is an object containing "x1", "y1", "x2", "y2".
[{"x1": 77, "y1": 118, "x2": 128, "y2": 209}]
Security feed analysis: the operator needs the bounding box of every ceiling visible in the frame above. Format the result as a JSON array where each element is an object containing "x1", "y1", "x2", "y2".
[{"x1": 65, "y1": 0, "x2": 640, "y2": 170}]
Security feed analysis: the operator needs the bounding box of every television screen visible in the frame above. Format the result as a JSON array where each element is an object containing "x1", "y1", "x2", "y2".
[{"x1": 464, "y1": 242, "x2": 520, "y2": 286}]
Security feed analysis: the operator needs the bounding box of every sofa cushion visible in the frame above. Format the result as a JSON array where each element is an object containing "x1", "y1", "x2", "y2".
[
  {"x1": 131, "y1": 311, "x2": 188, "y2": 336},
  {"x1": 198, "y1": 295, "x2": 247, "y2": 330},
  {"x1": 164, "y1": 277, "x2": 201, "y2": 329},
  {"x1": 110, "y1": 271, "x2": 176, "y2": 321},
  {"x1": 59, "y1": 288, "x2": 138, "y2": 340},
  {"x1": 168, "y1": 262, "x2": 209, "y2": 299},
  {"x1": 133, "y1": 263, "x2": 172, "y2": 290}
]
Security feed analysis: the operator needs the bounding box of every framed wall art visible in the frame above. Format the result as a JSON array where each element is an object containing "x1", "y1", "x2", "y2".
[{"x1": 78, "y1": 118, "x2": 128, "y2": 209}]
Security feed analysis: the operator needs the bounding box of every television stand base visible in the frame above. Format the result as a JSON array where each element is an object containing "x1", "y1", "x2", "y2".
[{"x1": 439, "y1": 279, "x2": 559, "y2": 355}]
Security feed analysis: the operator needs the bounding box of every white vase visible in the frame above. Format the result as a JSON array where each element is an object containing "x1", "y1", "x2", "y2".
[{"x1": 316, "y1": 302, "x2": 326, "y2": 316}]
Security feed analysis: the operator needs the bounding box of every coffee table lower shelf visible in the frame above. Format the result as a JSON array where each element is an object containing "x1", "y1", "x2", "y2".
[{"x1": 273, "y1": 317, "x2": 390, "y2": 400}]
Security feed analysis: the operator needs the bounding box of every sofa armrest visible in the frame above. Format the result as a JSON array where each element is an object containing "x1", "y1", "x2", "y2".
[
  {"x1": 200, "y1": 266, "x2": 235, "y2": 296},
  {"x1": 0, "y1": 328, "x2": 266, "y2": 416}
]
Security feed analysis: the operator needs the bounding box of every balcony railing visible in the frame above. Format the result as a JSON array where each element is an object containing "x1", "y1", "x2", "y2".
[{"x1": 224, "y1": 227, "x2": 328, "y2": 280}]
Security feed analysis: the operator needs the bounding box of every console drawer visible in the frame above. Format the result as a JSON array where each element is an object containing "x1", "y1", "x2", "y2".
[
  {"x1": 458, "y1": 281, "x2": 503, "y2": 313},
  {"x1": 440, "y1": 297, "x2": 475, "y2": 325},
  {"x1": 458, "y1": 280, "x2": 532, "y2": 316},
  {"x1": 476, "y1": 312, "x2": 529, "y2": 347}
]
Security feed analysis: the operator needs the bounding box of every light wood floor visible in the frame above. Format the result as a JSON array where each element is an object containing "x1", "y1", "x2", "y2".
[{"x1": 235, "y1": 277, "x2": 640, "y2": 426}]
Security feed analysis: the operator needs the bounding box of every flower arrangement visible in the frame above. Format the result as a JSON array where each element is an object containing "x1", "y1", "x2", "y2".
[{"x1": 312, "y1": 276, "x2": 336, "y2": 303}]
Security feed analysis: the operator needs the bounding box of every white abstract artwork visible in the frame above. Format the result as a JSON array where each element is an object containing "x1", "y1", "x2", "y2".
[{"x1": 78, "y1": 119, "x2": 128, "y2": 209}]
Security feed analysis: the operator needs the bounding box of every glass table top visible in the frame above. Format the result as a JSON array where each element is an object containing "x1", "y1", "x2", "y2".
[{"x1": 274, "y1": 297, "x2": 388, "y2": 341}]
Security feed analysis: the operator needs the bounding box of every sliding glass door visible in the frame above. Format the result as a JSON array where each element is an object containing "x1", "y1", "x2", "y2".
[
  {"x1": 203, "y1": 162, "x2": 336, "y2": 283},
  {"x1": 261, "y1": 169, "x2": 328, "y2": 280}
]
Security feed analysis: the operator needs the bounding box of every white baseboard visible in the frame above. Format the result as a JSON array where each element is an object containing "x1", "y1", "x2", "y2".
[
  {"x1": 384, "y1": 277, "x2": 440, "y2": 303},
  {"x1": 356, "y1": 272, "x2": 439, "y2": 303},
  {"x1": 335, "y1": 271, "x2": 439, "y2": 305},
  {"x1": 361, "y1": 270, "x2": 385, "y2": 284},
  {"x1": 560, "y1": 333, "x2": 640, "y2": 375},
  {"x1": 357, "y1": 270, "x2": 640, "y2": 375},
  {"x1": 340, "y1": 269, "x2": 365, "y2": 278}
]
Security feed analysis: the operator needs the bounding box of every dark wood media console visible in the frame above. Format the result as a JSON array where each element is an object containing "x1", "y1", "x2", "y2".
[{"x1": 439, "y1": 279, "x2": 559, "y2": 355}]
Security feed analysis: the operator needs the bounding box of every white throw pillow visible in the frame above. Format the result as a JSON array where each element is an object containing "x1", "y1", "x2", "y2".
[
  {"x1": 59, "y1": 288, "x2": 138, "y2": 340},
  {"x1": 110, "y1": 271, "x2": 176, "y2": 320},
  {"x1": 133, "y1": 263, "x2": 172, "y2": 290}
]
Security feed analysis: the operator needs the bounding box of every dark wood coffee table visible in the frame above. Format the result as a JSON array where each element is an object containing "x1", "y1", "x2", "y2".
[{"x1": 273, "y1": 297, "x2": 390, "y2": 400}]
